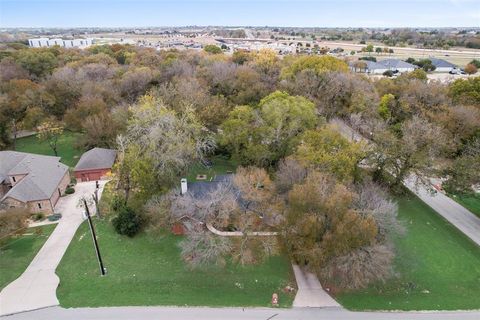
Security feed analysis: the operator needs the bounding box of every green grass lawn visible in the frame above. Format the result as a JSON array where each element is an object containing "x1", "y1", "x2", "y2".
[
  {"x1": 56, "y1": 220, "x2": 295, "y2": 308},
  {"x1": 0, "y1": 224, "x2": 56, "y2": 290},
  {"x1": 14, "y1": 131, "x2": 84, "y2": 167},
  {"x1": 336, "y1": 192, "x2": 480, "y2": 311},
  {"x1": 449, "y1": 193, "x2": 480, "y2": 217},
  {"x1": 186, "y1": 155, "x2": 239, "y2": 182}
]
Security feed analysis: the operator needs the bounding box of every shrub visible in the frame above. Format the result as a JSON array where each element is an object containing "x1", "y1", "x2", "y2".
[
  {"x1": 383, "y1": 70, "x2": 394, "y2": 77},
  {"x1": 360, "y1": 56, "x2": 377, "y2": 62},
  {"x1": 469, "y1": 59, "x2": 480, "y2": 68},
  {"x1": 203, "y1": 45, "x2": 222, "y2": 54},
  {"x1": 110, "y1": 194, "x2": 126, "y2": 212},
  {"x1": 70, "y1": 176, "x2": 77, "y2": 185},
  {"x1": 32, "y1": 213, "x2": 45, "y2": 221},
  {"x1": 464, "y1": 63, "x2": 478, "y2": 75},
  {"x1": 112, "y1": 205, "x2": 144, "y2": 237},
  {"x1": 0, "y1": 208, "x2": 29, "y2": 239},
  {"x1": 65, "y1": 187, "x2": 75, "y2": 194}
]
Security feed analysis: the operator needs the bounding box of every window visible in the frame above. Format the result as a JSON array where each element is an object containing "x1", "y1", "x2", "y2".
[
  {"x1": 37, "y1": 203, "x2": 42, "y2": 209},
  {"x1": 12, "y1": 176, "x2": 16, "y2": 183}
]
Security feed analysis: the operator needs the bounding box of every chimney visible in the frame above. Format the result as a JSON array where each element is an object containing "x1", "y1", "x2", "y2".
[{"x1": 181, "y1": 178, "x2": 187, "y2": 195}]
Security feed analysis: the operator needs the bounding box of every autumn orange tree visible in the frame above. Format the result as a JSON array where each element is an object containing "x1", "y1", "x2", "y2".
[{"x1": 280, "y1": 169, "x2": 398, "y2": 289}]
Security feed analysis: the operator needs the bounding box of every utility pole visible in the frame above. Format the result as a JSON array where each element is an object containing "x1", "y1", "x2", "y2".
[{"x1": 83, "y1": 198, "x2": 106, "y2": 276}]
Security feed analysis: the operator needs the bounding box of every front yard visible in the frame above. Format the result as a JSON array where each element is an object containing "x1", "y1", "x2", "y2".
[
  {"x1": 449, "y1": 193, "x2": 480, "y2": 217},
  {"x1": 336, "y1": 192, "x2": 480, "y2": 311},
  {"x1": 0, "y1": 224, "x2": 57, "y2": 290},
  {"x1": 56, "y1": 220, "x2": 295, "y2": 307}
]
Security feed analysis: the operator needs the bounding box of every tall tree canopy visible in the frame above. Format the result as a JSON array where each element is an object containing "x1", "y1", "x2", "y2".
[{"x1": 219, "y1": 91, "x2": 319, "y2": 166}]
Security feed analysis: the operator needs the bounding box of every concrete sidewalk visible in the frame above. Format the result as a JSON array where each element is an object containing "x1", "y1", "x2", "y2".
[
  {"x1": 0, "y1": 181, "x2": 108, "y2": 316},
  {"x1": 292, "y1": 265, "x2": 340, "y2": 308}
]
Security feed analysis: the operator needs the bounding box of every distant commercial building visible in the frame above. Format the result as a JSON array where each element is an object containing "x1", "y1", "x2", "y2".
[{"x1": 28, "y1": 37, "x2": 93, "y2": 48}]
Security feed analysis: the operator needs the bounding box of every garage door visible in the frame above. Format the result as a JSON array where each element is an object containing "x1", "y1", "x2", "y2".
[{"x1": 81, "y1": 172, "x2": 102, "y2": 182}]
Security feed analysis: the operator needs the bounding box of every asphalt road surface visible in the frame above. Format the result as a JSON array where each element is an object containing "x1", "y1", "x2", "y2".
[{"x1": 4, "y1": 306, "x2": 480, "y2": 320}]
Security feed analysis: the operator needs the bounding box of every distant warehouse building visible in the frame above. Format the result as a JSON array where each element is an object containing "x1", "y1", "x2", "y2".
[
  {"x1": 74, "y1": 148, "x2": 116, "y2": 182},
  {"x1": 28, "y1": 37, "x2": 93, "y2": 48}
]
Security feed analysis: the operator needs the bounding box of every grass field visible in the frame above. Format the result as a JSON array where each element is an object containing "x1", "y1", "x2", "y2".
[
  {"x1": 56, "y1": 220, "x2": 295, "y2": 308},
  {"x1": 450, "y1": 193, "x2": 480, "y2": 217},
  {"x1": 186, "y1": 155, "x2": 239, "y2": 182},
  {"x1": 15, "y1": 131, "x2": 84, "y2": 167},
  {"x1": 0, "y1": 224, "x2": 56, "y2": 290},
  {"x1": 336, "y1": 192, "x2": 480, "y2": 311}
]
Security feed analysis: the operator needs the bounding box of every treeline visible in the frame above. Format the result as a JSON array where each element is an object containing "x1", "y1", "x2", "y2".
[
  {"x1": 1, "y1": 43, "x2": 479, "y2": 290},
  {"x1": 0, "y1": 44, "x2": 478, "y2": 191}
]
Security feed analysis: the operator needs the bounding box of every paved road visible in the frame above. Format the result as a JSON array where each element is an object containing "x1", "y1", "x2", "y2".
[
  {"x1": 0, "y1": 181, "x2": 108, "y2": 316},
  {"x1": 292, "y1": 265, "x2": 340, "y2": 308},
  {"x1": 330, "y1": 118, "x2": 480, "y2": 247},
  {"x1": 4, "y1": 306, "x2": 480, "y2": 320}
]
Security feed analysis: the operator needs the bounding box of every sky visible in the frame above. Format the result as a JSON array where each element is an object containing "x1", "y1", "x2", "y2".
[{"x1": 0, "y1": 0, "x2": 479, "y2": 28}]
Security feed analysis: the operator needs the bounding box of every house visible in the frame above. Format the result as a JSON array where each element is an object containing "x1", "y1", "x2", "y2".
[
  {"x1": 74, "y1": 148, "x2": 117, "y2": 182},
  {"x1": 429, "y1": 58, "x2": 458, "y2": 73},
  {"x1": 378, "y1": 59, "x2": 417, "y2": 73},
  {"x1": 349, "y1": 60, "x2": 389, "y2": 74},
  {"x1": 0, "y1": 151, "x2": 70, "y2": 214}
]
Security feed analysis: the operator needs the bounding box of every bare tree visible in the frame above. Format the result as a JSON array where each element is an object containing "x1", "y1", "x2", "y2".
[
  {"x1": 119, "y1": 67, "x2": 154, "y2": 102},
  {"x1": 179, "y1": 230, "x2": 231, "y2": 268},
  {"x1": 354, "y1": 181, "x2": 404, "y2": 241},
  {"x1": 320, "y1": 244, "x2": 395, "y2": 290},
  {"x1": 275, "y1": 157, "x2": 308, "y2": 194},
  {"x1": 170, "y1": 181, "x2": 238, "y2": 227}
]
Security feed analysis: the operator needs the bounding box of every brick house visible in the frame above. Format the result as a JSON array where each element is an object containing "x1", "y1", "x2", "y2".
[
  {"x1": 73, "y1": 148, "x2": 116, "y2": 182},
  {"x1": 0, "y1": 151, "x2": 70, "y2": 214}
]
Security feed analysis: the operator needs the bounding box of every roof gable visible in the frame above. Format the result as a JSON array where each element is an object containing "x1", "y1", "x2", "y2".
[
  {"x1": 0, "y1": 151, "x2": 68, "y2": 203},
  {"x1": 74, "y1": 148, "x2": 117, "y2": 171},
  {"x1": 378, "y1": 59, "x2": 416, "y2": 69}
]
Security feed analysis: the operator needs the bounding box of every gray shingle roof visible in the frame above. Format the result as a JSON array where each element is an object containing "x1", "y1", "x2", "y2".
[
  {"x1": 0, "y1": 151, "x2": 68, "y2": 202},
  {"x1": 429, "y1": 58, "x2": 457, "y2": 68},
  {"x1": 378, "y1": 59, "x2": 416, "y2": 69},
  {"x1": 0, "y1": 151, "x2": 27, "y2": 184},
  {"x1": 349, "y1": 60, "x2": 388, "y2": 71},
  {"x1": 74, "y1": 148, "x2": 117, "y2": 171},
  {"x1": 187, "y1": 175, "x2": 233, "y2": 199}
]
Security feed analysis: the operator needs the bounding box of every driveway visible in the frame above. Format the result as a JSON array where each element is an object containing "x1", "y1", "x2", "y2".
[
  {"x1": 404, "y1": 177, "x2": 480, "y2": 246},
  {"x1": 0, "y1": 181, "x2": 108, "y2": 316},
  {"x1": 292, "y1": 265, "x2": 340, "y2": 308},
  {"x1": 5, "y1": 306, "x2": 480, "y2": 320},
  {"x1": 331, "y1": 118, "x2": 480, "y2": 247}
]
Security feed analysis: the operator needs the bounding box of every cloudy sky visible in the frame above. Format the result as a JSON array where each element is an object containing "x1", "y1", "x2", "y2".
[{"x1": 0, "y1": 0, "x2": 478, "y2": 28}]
